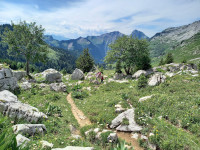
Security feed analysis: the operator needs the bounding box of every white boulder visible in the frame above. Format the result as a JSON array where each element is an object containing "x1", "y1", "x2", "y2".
[
  {"x1": 148, "y1": 73, "x2": 166, "y2": 86},
  {"x1": 16, "y1": 134, "x2": 30, "y2": 147},
  {"x1": 71, "y1": 68, "x2": 84, "y2": 80},
  {"x1": 0, "y1": 90, "x2": 47, "y2": 122},
  {"x1": 139, "y1": 95, "x2": 153, "y2": 102},
  {"x1": 13, "y1": 71, "x2": 26, "y2": 81},
  {"x1": 21, "y1": 82, "x2": 32, "y2": 90},
  {"x1": 110, "y1": 109, "x2": 142, "y2": 132},
  {"x1": 40, "y1": 140, "x2": 54, "y2": 149}
]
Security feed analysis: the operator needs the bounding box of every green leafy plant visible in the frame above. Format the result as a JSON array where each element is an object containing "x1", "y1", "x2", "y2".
[
  {"x1": 46, "y1": 103, "x2": 62, "y2": 117},
  {"x1": 111, "y1": 140, "x2": 130, "y2": 150}
]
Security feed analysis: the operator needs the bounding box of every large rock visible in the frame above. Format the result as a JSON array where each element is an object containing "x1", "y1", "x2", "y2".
[
  {"x1": 148, "y1": 73, "x2": 166, "y2": 86},
  {"x1": 13, "y1": 71, "x2": 26, "y2": 81},
  {"x1": 71, "y1": 68, "x2": 84, "y2": 80},
  {"x1": 50, "y1": 82, "x2": 67, "y2": 92},
  {"x1": 38, "y1": 69, "x2": 62, "y2": 83},
  {"x1": 13, "y1": 124, "x2": 47, "y2": 136},
  {"x1": 132, "y1": 70, "x2": 146, "y2": 79},
  {"x1": 52, "y1": 146, "x2": 94, "y2": 150},
  {"x1": 3, "y1": 68, "x2": 13, "y2": 78},
  {"x1": 110, "y1": 109, "x2": 142, "y2": 132},
  {"x1": 0, "y1": 77, "x2": 18, "y2": 91},
  {"x1": 0, "y1": 90, "x2": 47, "y2": 122},
  {"x1": 16, "y1": 134, "x2": 30, "y2": 147}
]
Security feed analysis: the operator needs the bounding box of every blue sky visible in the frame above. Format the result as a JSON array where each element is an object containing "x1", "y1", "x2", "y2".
[{"x1": 0, "y1": 0, "x2": 200, "y2": 39}]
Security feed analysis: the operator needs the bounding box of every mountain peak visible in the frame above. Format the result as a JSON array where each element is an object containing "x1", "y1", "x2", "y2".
[{"x1": 130, "y1": 30, "x2": 149, "y2": 39}]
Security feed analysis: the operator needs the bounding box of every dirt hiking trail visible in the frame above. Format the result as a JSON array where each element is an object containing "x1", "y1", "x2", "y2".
[
  {"x1": 67, "y1": 93, "x2": 91, "y2": 127},
  {"x1": 67, "y1": 93, "x2": 143, "y2": 150}
]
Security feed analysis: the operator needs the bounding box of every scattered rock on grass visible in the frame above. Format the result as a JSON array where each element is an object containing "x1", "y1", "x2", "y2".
[
  {"x1": 148, "y1": 73, "x2": 166, "y2": 86},
  {"x1": 50, "y1": 82, "x2": 67, "y2": 92},
  {"x1": 71, "y1": 68, "x2": 84, "y2": 80},
  {"x1": 13, "y1": 124, "x2": 47, "y2": 136},
  {"x1": 21, "y1": 81, "x2": 32, "y2": 90},
  {"x1": 16, "y1": 134, "x2": 30, "y2": 147},
  {"x1": 139, "y1": 95, "x2": 153, "y2": 102},
  {"x1": 40, "y1": 140, "x2": 54, "y2": 149}
]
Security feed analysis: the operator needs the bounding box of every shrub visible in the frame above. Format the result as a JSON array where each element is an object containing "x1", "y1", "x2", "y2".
[
  {"x1": 181, "y1": 59, "x2": 187, "y2": 63},
  {"x1": 137, "y1": 74, "x2": 148, "y2": 89},
  {"x1": 115, "y1": 60, "x2": 122, "y2": 73},
  {"x1": 72, "y1": 91, "x2": 88, "y2": 100},
  {"x1": 159, "y1": 58, "x2": 165, "y2": 66},
  {"x1": 46, "y1": 103, "x2": 62, "y2": 117},
  {"x1": 121, "y1": 93, "x2": 129, "y2": 100}
]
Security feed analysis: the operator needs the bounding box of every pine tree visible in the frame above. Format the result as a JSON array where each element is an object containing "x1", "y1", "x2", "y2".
[
  {"x1": 165, "y1": 53, "x2": 174, "y2": 64},
  {"x1": 159, "y1": 58, "x2": 165, "y2": 66},
  {"x1": 76, "y1": 48, "x2": 94, "y2": 73}
]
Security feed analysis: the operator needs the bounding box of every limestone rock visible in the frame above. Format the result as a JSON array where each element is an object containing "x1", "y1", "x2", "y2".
[
  {"x1": 115, "y1": 104, "x2": 125, "y2": 113},
  {"x1": 16, "y1": 134, "x2": 30, "y2": 147},
  {"x1": 165, "y1": 72, "x2": 176, "y2": 77},
  {"x1": 52, "y1": 146, "x2": 94, "y2": 150},
  {"x1": 110, "y1": 109, "x2": 142, "y2": 132},
  {"x1": 40, "y1": 140, "x2": 54, "y2": 149},
  {"x1": 21, "y1": 82, "x2": 32, "y2": 90},
  {"x1": 107, "y1": 133, "x2": 118, "y2": 143},
  {"x1": 71, "y1": 68, "x2": 84, "y2": 80},
  {"x1": 3, "y1": 68, "x2": 13, "y2": 78},
  {"x1": 71, "y1": 134, "x2": 81, "y2": 139},
  {"x1": 132, "y1": 70, "x2": 147, "y2": 79},
  {"x1": 0, "y1": 77, "x2": 18, "y2": 91},
  {"x1": 0, "y1": 90, "x2": 18, "y2": 102},
  {"x1": 13, "y1": 124, "x2": 47, "y2": 136},
  {"x1": 50, "y1": 82, "x2": 67, "y2": 92},
  {"x1": 0, "y1": 90, "x2": 47, "y2": 122},
  {"x1": 131, "y1": 133, "x2": 139, "y2": 139},
  {"x1": 148, "y1": 73, "x2": 166, "y2": 86},
  {"x1": 46, "y1": 72, "x2": 62, "y2": 83},
  {"x1": 139, "y1": 95, "x2": 153, "y2": 102},
  {"x1": 13, "y1": 71, "x2": 26, "y2": 81}
]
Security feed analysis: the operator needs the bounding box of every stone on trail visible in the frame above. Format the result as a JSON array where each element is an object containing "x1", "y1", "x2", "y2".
[
  {"x1": 0, "y1": 90, "x2": 47, "y2": 122},
  {"x1": 16, "y1": 134, "x2": 30, "y2": 147},
  {"x1": 52, "y1": 146, "x2": 94, "y2": 150},
  {"x1": 71, "y1": 68, "x2": 84, "y2": 80},
  {"x1": 13, "y1": 124, "x2": 47, "y2": 136},
  {"x1": 110, "y1": 109, "x2": 142, "y2": 132},
  {"x1": 107, "y1": 133, "x2": 118, "y2": 143}
]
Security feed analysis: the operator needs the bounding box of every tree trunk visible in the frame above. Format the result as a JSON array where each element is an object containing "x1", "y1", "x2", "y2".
[
  {"x1": 124, "y1": 66, "x2": 131, "y2": 75},
  {"x1": 26, "y1": 60, "x2": 29, "y2": 76}
]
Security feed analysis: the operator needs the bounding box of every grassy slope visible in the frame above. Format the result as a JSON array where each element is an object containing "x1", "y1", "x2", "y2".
[{"x1": 73, "y1": 71, "x2": 200, "y2": 150}]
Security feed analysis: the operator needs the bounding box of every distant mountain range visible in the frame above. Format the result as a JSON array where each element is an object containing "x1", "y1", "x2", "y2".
[{"x1": 44, "y1": 30, "x2": 149, "y2": 62}]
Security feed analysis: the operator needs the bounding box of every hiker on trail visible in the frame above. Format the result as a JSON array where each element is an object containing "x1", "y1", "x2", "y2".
[{"x1": 96, "y1": 72, "x2": 104, "y2": 83}]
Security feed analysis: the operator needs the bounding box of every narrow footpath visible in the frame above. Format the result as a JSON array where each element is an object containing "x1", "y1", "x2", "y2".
[{"x1": 66, "y1": 93, "x2": 143, "y2": 150}]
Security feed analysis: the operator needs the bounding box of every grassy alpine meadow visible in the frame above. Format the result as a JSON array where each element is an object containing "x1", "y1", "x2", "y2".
[
  {"x1": 72, "y1": 72, "x2": 200, "y2": 150},
  {"x1": 15, "y1": 84, "x2": 104, "y2": 150}
]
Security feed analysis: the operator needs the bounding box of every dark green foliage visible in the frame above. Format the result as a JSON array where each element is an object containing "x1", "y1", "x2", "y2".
[
  {"x1": 159, "y1": 58, "x2": 165, "y2": 66},
  {"x1": 181, "y1": 59, "x2": 187, "y2": 63},
  {"x1": 165, "y1": 53, "x2": 174, "y2": 64},
  {"x1": 115, "y1": 60, "x2": 122, "y2": 73},
  {"x1": 198, "y1": 63, "x2": 200, "y2": 71},
  {"x1": 121, "y1": 93, "x2": 129, "y2": 100},
  {"x1": 72, "y1": 91, "x2": 88, "y2": 100},
  {"x1": 137, "y1": 74, "x2": 148, "y2": 89},
  {"x1": 111, "y1": 141, "x2": 129, "y2": 150},
  {"x1": 46, "y1": 103, "x2": 62, "y2": 117},
  {"x1": 76, "y1": 48, "x2": 94, "y2": 73},
  {"x1": 105, "y1": 36, "x2": 151, "y2": 75}
]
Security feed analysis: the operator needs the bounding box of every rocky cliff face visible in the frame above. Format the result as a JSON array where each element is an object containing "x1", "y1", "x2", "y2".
[{"x1": 150, "y1": 20, "x2": 200, "y2": 57}]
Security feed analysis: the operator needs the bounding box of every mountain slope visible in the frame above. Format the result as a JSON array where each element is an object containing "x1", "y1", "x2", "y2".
[
  {"x1": 44, "y1": 30, "x2": 148, "y2": 62},
  {"x1": 149, "y1": 20, "x2": 200, "y2": 57}
]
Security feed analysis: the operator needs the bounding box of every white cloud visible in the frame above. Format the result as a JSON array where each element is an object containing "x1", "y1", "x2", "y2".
[{"x1": 0, "y1": 0, "x2": 200, "y2": 38}]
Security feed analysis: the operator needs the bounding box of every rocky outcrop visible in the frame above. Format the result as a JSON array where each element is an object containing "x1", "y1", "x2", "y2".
[
  {"x1": 132, "y1": 70, "x2": 146, "y2": 79},
  {"x1": 50, "y1": 82, "x2": 67, "y2": 92},
  {"x1": 36, "y1": 69, "x2": 62, "y2": 83},
  {"x1": 115, "y1": 104, "x2": 125, "y2": 113},
  {"x1": 110, "y1": 109, "x2": 142, "y2": 132},
  {"x1": 148, "y1": 73, "x2": 166, "y2": 86},
  {"x1": 52, "y1": 146, "x2": 94, "y2": 150},
  {"x1": 13, "y1": 71, "x2": 26, "y2": 81},
  {"x1": 71, "y1": 68, "x2": 84, "y2": 80},
  {"x1": 16, "y1": 134, "x2": 30, "y2": 147},
  {"x1": 0, "y1": 90, "x2": 47, "y2": 122},
  {"x1": 0, "y1": 67, "x2": 18, "y2": 91},
  {"x1": 13, "y1": 124, "x2": 47, "y2": 136}
]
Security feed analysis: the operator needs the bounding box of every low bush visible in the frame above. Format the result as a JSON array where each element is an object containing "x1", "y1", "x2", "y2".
[{"x1": 137, "y1": 74, "x2": 148, "y2": 89}]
